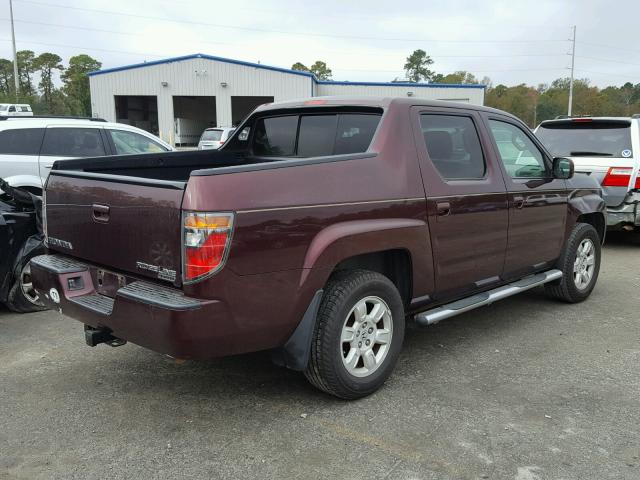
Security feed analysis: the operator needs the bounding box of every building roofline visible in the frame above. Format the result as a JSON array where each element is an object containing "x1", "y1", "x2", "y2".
[
  {"x1": 88, "y1": 53, "x2": 317, "y2": 78},
  {"x1": 315, "y1": 80, "x2": 486, "y2": 89},
  {"x1": 88, "y1": 53, "x2": 486, "y2": 90}
]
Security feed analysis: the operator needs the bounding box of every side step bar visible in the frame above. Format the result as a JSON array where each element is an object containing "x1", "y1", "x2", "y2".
[{"x1": 415, "y1": 269, "x2": 563, "y2": 326}]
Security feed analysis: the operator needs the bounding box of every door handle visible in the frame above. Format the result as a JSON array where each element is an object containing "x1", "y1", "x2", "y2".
[
  {"x1": 92, "y1": 204, "x2": 110, "y2": 223},
  {"x1": 436, "y1": 201, "x2": 451, "y2": 217},
  {"x1": 512, "y1": 196, "x2": 525, "y2": 209}
]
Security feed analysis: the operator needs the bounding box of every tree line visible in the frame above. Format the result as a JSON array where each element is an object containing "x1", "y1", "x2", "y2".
[
  {"x1": 0, "y1": 50, "x2": 101, "y2": 116},
  {"x1": 294, "y1": 49, "x2": 640, "y2": 127}
]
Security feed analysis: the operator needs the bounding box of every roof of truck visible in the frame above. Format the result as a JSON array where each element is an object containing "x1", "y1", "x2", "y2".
[{"x1": 253, "y1": 96, "x2": 515, "y2": 118}]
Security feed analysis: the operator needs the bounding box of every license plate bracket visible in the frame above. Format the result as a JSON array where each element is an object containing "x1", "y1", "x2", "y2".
[{"x1": 96, "y1": 269, "x2": 126, "y2": 298}]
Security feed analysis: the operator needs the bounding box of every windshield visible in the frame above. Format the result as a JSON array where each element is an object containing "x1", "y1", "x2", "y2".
[
  {"x1": 536, "y1": 120, "x2": 632, "y2": 158},
  {"x1": 0, "y1": 105, "x2": 8, "y2": 111},
  {"x1": 201, "y1": 129, "x2": 223, "y2": 141}
]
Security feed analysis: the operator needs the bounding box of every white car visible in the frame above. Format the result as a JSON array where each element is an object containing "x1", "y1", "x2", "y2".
[
  {"x1": 197, "y1": 127, "x2": 235, "y2": 150},
  {"x1": 0, "y1": 116, "x2": 174, "y2": 194},
  {"x1": 0, "y1": 104, "x2": 33, "y2": 116},
  {"x1": 535, "y1": 116, "x2": 640, "y2": 232}
]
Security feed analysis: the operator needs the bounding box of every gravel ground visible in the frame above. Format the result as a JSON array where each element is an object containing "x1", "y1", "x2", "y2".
[{"x1": 1, "y1": 233, "x2": 639, "y2": 480}]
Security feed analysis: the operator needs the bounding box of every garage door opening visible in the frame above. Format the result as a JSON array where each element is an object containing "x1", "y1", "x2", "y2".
[
  {"x1": 231, "y1": 96, "x2": 274, "y2": 127},
  {"x1": 115, "y1": 95, "x2": 159, "y2": 136},
  {"x1": 172, "y1": 96, "x2": 216, "y2": 147}
]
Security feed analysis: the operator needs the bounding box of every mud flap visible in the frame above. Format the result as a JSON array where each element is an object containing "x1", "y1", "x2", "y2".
[{"x1": 271, "y1": 290, "x2": 323, "y2": 371}]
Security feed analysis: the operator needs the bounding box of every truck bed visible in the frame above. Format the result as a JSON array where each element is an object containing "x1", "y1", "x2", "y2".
[{"x1": 51, "y1": 149, "x2": 259, "y2": 182}]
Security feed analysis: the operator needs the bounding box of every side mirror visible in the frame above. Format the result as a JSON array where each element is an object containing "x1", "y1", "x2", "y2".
[{"x1": 552, "y1": 157, "x2": 574, "y2": 179}]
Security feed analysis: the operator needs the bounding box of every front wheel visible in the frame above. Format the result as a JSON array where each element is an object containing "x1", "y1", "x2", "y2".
[
  {"x1": 545, "y1": 223, "x2": 601, "y2": 303},
  {"x1": 305, "y1": 270, "x2": 405, "y2": 400}
]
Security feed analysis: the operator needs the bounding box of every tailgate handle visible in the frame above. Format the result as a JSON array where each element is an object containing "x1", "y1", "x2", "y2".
[{"x1": 92, "y1": 204, "x2": 110, "y2": 223}]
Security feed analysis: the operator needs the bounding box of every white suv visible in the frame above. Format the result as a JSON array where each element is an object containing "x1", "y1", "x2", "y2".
[
  {"x1": 535, "y1": 116, "x2": 640, "y2": 231},
  {"x1": 0, "y1": 117, "x2": 174, "y2": 194},
  {"x1": 197, "y1": 127, "x2": 235, "y2": 150},
  {"x1": 0, "y1": 104, "x2": 33, "y2": 116}
]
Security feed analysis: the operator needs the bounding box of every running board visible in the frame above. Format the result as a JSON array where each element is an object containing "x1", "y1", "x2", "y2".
[{"x1": 414, "y1": 269, "x2": 562, "y2": 326}]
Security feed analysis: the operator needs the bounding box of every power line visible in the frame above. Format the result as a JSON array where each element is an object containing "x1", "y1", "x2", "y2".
[
  {"x1": 0, "y1": 38, "x2": 166, "y2": 58},
  {"x1": 2, "y1": 17, "x2": 573, "y2": 60},
  {"x1": 12, "y1": 0, "x2": 570, "y2": 44},
  {"x1": 577, "y1": 55, "x2": 640, "y2": 68},
  {"x1": 575, "y1": 69, "x2": 640, "y2": 81},
  {"x1": 0, "y1": 38, "x2": 572, "y2": 75},
  {"x1": 577, "y1": 41, "x2": 640, "y2": 56}
]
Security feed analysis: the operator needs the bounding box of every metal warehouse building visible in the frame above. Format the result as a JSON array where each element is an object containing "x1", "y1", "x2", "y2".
[{"x1": 89, "y1": 53, "x2": 486, "y2": 146}]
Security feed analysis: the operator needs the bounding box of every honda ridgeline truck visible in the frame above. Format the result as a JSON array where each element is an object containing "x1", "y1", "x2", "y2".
[{"x1": 31, "y1": 98, "x2": 606, "y2": 399}]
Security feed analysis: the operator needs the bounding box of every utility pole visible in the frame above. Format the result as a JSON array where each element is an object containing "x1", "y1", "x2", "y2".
[
  {"x1": 568, "y1": 25, "x2": 576, "y2": 117},
  {"x1": 9, "y1": 0, "x2": 20, "y2": 100}
]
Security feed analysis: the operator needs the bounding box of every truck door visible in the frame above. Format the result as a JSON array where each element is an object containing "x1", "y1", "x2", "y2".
[
  {"x1": 484, "y1": 115, "x2": 568, "y2": 279},
  {"x1": 411, "y1": 107, "x2": 509, "y2": 300}
]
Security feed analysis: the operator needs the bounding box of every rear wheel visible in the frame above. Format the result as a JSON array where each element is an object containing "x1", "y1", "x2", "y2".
[
  {"x1": 6, "y1": 259, "x2": 47, "y2": 313},
  {"x1": 305, "y1": 270, "x2": 405, "y2": 400},
  {"x1": 545, "y1": 223, "x2": 601, "y2": 303}
]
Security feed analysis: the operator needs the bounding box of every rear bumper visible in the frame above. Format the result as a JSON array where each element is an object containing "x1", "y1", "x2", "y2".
[
  {"x1": 606, "y1": 192, "x2": 640, "y2": 229},
  {"x1": 30, "y1": 254, "x2": 236, "y2": 359}
]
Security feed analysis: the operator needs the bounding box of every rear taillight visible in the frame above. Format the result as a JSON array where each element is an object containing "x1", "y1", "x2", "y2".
[
  {"x1": 183, "y1": 212, "x2": 234, "y2": 283},
  {"x1": 635, "y1": 175, "x2": 640, "y2": 189},
  {"x1": 601, "y1": 167, "x2": 633, "y2": 187}
]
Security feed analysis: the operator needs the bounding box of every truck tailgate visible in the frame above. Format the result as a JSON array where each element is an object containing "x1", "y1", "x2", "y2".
[{"x1": 45, "y1": 172, "x2": 185, "y2": 285}]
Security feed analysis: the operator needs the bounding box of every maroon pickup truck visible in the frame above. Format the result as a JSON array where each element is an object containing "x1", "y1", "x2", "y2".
[{"x1": 31, "y1": 98, "x2": 605, "y2": 399}]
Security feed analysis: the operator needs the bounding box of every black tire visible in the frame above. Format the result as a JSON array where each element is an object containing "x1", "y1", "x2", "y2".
[
  {"x1": 545, "y1": 223, "x2": 601, "y2": 303},
  {"x1": 305, "y1": 270, "x2": 405, "y2": 400},
  {"x1": 5, "y1": 258, "x2": 47, "y2": 313}
]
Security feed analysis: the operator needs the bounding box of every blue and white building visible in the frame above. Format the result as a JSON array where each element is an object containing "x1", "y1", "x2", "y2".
[{"x1": 89, "y1": 53, "x2": 486, "y2": 145}]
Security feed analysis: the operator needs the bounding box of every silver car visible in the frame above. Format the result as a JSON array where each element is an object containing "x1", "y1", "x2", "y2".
[
  {"x1": 535, "y1": 116, "x2": 640, "y2": 232},
  {"x1": 198, "y1": 127, "x2": 235, "y2": 150}
]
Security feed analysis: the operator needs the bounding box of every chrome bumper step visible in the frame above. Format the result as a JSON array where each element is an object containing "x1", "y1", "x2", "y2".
[{"x1": 414, "y1": 269, "x2": 563, "y2": 326}]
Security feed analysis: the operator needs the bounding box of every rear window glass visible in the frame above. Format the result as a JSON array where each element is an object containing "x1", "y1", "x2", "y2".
[
  {"x1": 251, "y1": 112, "x2": 381, "y2": 158},
  {"x1": 201, "y1": 129, "x2": 222, "y2": 141},
  {"x1": 253, "y1": 116, "x2": 298, "y2": 156},
  {"x1": 0, "y1": 128, "x2": 45, "y2": 155},
  {"x1": 536, "y1": 121, "x2": 632, "y2": 158},
  {"x1": 41, "y1": 128, "x2": 106, "y2": 157},
  {"x1": 297, "y1": 115, "x2": 339, "y2": 157}
]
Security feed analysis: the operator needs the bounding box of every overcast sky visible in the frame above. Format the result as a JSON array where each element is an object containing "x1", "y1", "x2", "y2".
[{"x1": 1, "y1": 0, "x2": 639, "y2": 88}]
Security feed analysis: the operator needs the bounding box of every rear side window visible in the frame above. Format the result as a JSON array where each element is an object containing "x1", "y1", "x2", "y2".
[
  {"x1": 420, "y1": 114, "x2": 485, "y2": 179},
  {"x1": 0, "y1": 128, "x2": 45, "y2": 155},
  {"x1": 201, "y1": 129, "x2": 223, "y2": 141},
  {"x1": 252, "y1": 113, "x2": 381, "y2": 158},
  {"x1": 41, "y1": 128, "x2": 106, "y2": 157},
  {"x1": 536, "y1": 120, "x2": 632, "y2": 158}
]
